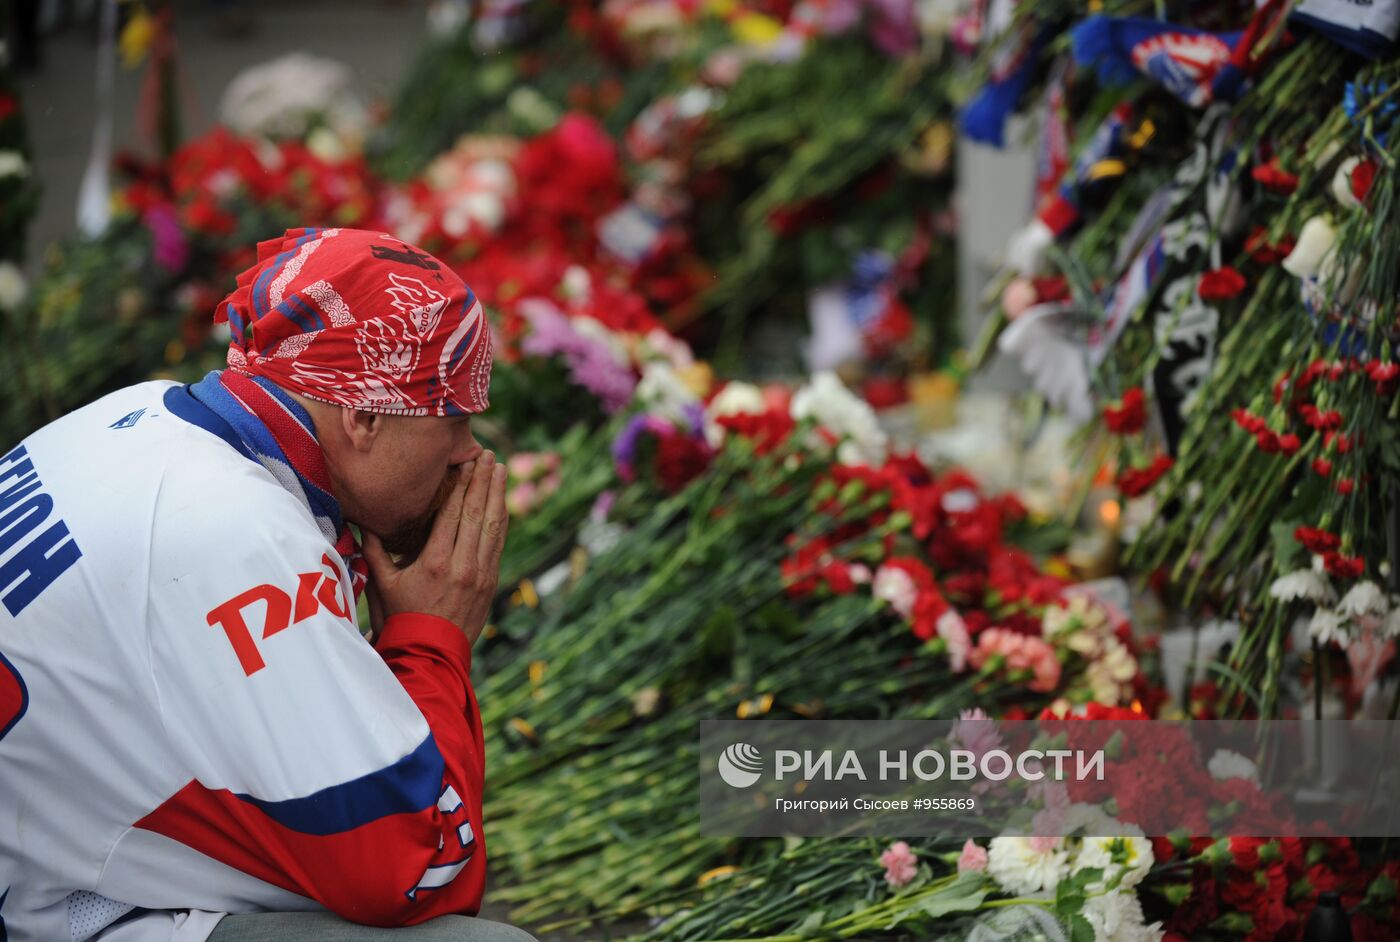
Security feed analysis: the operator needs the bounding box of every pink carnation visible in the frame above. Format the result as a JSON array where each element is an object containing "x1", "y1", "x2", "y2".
[
  {"x1": 968, "y1": 628, "x2": 1062, "y2": 693},
  {"x1": 880, "y1": 840, "x2": 919, "y2": 888},
  {"x1": 957, "y1": 839, "x2": 988, "y2": 873}
]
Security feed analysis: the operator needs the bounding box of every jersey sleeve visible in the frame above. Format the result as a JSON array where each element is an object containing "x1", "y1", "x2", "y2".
[{"x1": 137, "y1": 482, "x2": 487, "y2": 926}]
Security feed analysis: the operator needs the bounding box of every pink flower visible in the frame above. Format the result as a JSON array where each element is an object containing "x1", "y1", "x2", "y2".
[
  {"x1": 880, "y1": 840, "x2": 919, "y2": 888},
  {"x1": 937, "y1": 610, "x2": 972, "y2": 672},
  {"x1": 968, "y1": 628, "x2": 1062, "y2": 692},
  {"x1": 507, "y1": 452, "x2": 541, "y2": 480},
  {"x1": 506, "y1": 481, "x2": 538, "y2": 517},
  {"x1": 950, "y1": 708, "x2": 1002, "y2": 757},
  {"x1": 957, "y1": 839, "x2": 988, "y2": 873}
]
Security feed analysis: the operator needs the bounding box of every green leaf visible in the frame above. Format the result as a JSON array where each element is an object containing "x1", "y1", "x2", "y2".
[
  {"x1": 1067, "y1": 913, "x2": 1095, "y2": 942},
  {"x1": 794, "y1": 909, "x2": 826, "y2": 937}
]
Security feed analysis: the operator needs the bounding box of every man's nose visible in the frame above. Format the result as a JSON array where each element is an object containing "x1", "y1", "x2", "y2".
[{"x1": 452, "y1": 435, "x2": 484, "y2": 467}]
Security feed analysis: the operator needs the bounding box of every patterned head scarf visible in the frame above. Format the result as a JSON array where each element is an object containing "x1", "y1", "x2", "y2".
[{"x1": 216, "y1": 227, "x2": 492, "y2": 415}]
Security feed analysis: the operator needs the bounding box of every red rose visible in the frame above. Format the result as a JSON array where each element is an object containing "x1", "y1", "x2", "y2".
[
  {"x1": 1252, "y1": 159, "x2": 1299, "y2": 194},
  {"x1": 1117, "y1": 454, "x2": 1173, "y2": 497},
  {"x1": 1198, "y1": 266, "x2": 1248, "y2": 302}
]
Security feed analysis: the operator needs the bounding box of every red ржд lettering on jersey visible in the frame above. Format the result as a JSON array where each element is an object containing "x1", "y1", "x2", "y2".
[{"x1": 206, "y1": 555, "x2": 353, "y2": 675}]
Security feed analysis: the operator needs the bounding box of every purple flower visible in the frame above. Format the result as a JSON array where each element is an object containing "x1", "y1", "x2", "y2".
[
  {"x1": 520, "y1": 301, "x2": 637, "y2": 413},
  {"x1": 612, "y1": 413, "x2": 675, "y2": 481},
  {"x1": 145, "y1": 204, "x2": 190, "y2": 274}
]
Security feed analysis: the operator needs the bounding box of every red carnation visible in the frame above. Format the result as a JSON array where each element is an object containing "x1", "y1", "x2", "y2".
[
  {"x1": 1231, "y1": 408, "x2": 1267, "y2": 434},
  {"x1": 1104, "y1": 387, "x2": 1148, "y2": 434},
  {"x1": 1295, "y1": 527, "x2": 1340, "y2": 554},
  {"x1": 1117, "y1": 455, "x2": 1173, "y2": 497},
  {"x1": 1255, "y1": 430, "x2": 1281, "y2": 453},
  {"x1": 1245, "y1": 226, "x2": 1296, "y2": 264},
  {"x1": 1031, "y1": 275, "x2": 1070, "y2": 303},
  {"x1": 1252, "y1": 159, "x2": 1299, "y2": 194},
  {"x1": 1278, "y1": 432, "x2": 1302, "y2": 454},
  {"x1": 1366, "y1": 361, "x2": 1398, "y2": 395},
  {"x1": 1351, "y1": 158, "x2": 1378, "y2": 204},
  {"x1": 1336, "y1": 477, "x2": 1356, "y2": 495},
  {"x1": 1312, "y1": 457, "x2": 1333, "y2": 477},
  {"x1": 1324, "y1": 552, "x2": 1365, "y2": 580},
  {"x1": 655, "y1": 432, "x2": 713, "y2": 494},
  {"x1": 1198, "y1": 266, "x2": 1247, "y2": 302}
]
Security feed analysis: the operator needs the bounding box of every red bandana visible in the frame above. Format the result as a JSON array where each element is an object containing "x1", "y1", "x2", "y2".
[{"x1": 216, "y1": 227, "x2": 493, "y2": 415}]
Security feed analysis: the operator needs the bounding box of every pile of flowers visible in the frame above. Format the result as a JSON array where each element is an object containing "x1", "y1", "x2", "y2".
[{"x1": 963, "y1": 1, "x2": 1400, "y2": 719}]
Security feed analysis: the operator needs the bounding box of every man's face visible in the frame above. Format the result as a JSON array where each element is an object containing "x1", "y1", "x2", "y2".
[{"x1": 341, "y1": 413, "x2": 484, "y2": 560}]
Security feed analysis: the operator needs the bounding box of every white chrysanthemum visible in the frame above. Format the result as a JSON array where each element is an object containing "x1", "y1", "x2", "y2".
[
  {"x1": 1087, "y1": 638, "x2": 1138, "y2": 706},
  {"x1": 872, "y1": 565, "x2": 918, "y2": 620},
  {"x1": 1076, "y1": 832, "x2": 1154, "y2": 890},
  {"x1": 0, "y1": 261, "x2": 27, "y2": 311},
  {"x1": 790, "y1": 371, "x2": 888, "y2": 466},
  {"x1": 1270, "y1": 569, "x2": 1336, "y2": 604},
  {"x1": 0, "y1": 150, "x2": 27, "y2": 179},
  {"x1": 986, "y1": 835, "x2": 1069, "y2": 896},
  {"x1": 1082, "y1": 891, "x2": 1164, "y2": 942},
  {"x1": 1338, "y1": 581, "x2": 1389, "y2": 620},
  {"x1": 1309, "y1": 608, "x2": 1349, "y2": 646},
  {"x1": 1207, "y1": 748, "x2": 1259, "y2": 784}
]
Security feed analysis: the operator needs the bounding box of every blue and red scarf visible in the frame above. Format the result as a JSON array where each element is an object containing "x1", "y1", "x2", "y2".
[{"x1": 185, "y1": 369, "x2": 368, "y2": 600}]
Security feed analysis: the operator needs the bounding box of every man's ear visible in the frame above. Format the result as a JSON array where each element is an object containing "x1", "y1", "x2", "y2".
[{"x1": 340, "y1": 408, "x2": 383, "y2": 453}]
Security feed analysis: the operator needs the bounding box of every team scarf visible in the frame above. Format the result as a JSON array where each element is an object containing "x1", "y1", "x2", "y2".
[{"x1": 189, "y1": 369, "x2": 368, "y2": 600}]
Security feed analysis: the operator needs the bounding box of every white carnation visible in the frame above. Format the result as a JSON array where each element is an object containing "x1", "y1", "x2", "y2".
[
  {"x1": 872, "y1": 565, "x2": 918, "y2": 620},
  {"x1": 987, "y1": 835, "x2": 1069, "y2": 896},
  {"x1": 636, "y1": 360, "x2": 700, "y2": 422},
  {"x1": 1207, "y1": 748, "x2": 1259, "y2": 784},
  {"x1": 707, "y1": 382, "x2": 766, "y2": 419},
  {"x1": 1338, "y1": 580, "x2": 1388, "y2": 619},
  {"x1": 1309, "y1": 608, "x2": 1349, "y2": 646},
  {"x1": 1270, "y1": 569, "x2": 1336, "y2": 604},
  {"x1": 790, "y1": 371, "x2": 887, "y2": 466}
]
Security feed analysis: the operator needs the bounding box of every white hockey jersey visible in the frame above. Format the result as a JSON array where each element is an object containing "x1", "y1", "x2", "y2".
[{"x1": 0, "y1": 381, "x2": 488, "y2": 942}]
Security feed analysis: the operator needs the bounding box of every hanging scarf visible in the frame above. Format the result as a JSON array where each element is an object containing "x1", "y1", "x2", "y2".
[{"x1": 187, "y1": 369, "x2": 368, "y2": 600}]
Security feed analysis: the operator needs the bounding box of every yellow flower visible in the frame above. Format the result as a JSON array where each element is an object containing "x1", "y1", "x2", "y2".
[{"x1": 731, "y1": 12, "x2": 783, "y2": 46}]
